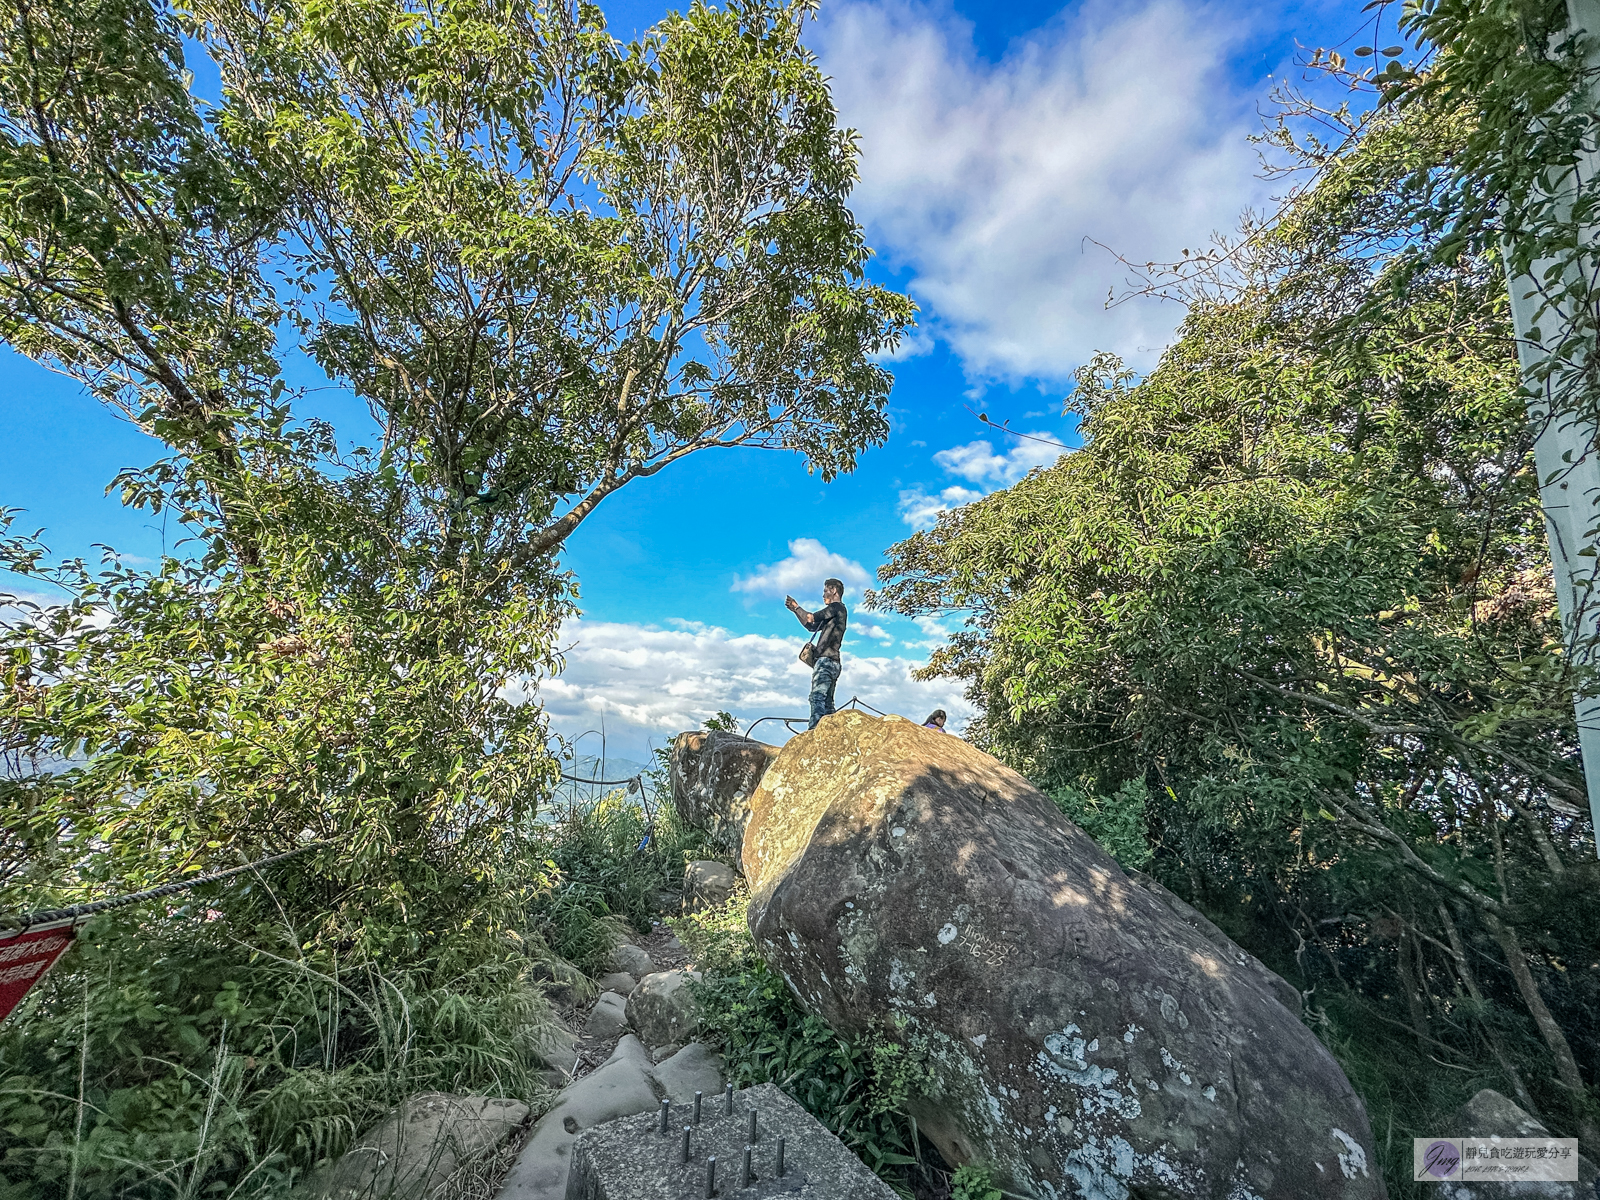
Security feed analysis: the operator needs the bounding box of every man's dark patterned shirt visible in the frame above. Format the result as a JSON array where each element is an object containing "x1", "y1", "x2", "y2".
[{"x1": 800, "y1": 601, "x2": 848, "y2": 662}]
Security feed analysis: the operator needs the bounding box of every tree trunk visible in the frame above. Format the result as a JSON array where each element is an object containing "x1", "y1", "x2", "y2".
[
  {"x1": 1483, "y1": 911, "x2": 1599, "y2": 1151},
  {"x1": 1437, "y1": 903, "x2": 1540, "y2": 1118},
  {"x1": 1395, "y1": 928, "x2": 1432, "y2": 1044}
]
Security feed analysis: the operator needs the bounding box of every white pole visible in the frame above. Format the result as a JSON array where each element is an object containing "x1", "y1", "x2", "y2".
[{"x1": 1505, "y1": 0, "x2": 1600, "y2": 852}]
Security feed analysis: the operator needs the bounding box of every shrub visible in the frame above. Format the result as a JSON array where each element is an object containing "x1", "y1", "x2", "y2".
[
  {"x1": 950, "y1": 1163, "x2": 1003, "y2": 1200},
  {"x1": 526, "y1": 792, "x2": 704, "y2": 974},
  {"x1": 0, "y1": 905, "x2": 550, "y2": 1200},
  {"x1": 1048, "y1": 779, "x2": 1152, "y2": 871},
  {"x1": 671, "y1": 898, "x2": 929, "y2": 1191}
]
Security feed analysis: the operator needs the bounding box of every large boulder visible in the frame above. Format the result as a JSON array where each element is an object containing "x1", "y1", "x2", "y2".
[
  {"x1": 742, "y1": 711, "x2": 1384, "y2": 1200},
  {"x1": 671, "y1": 730, "x2": 779, "y2": 871}
]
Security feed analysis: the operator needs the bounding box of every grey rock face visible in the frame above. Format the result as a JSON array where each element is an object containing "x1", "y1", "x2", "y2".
[
  {"x1": 671, "y1": 730, "x2": 779, "y2": 872},
  {"x1": 298, "y1": 1092, "x2": 528, "y2": 1200},
  {"x1": 1127, "y1": 868, "x2": 1302, "y2": 1016},
  {"x1": 742, "y1": 712, "x2": 1385, "y2": 1200},
  {"x1": 596, "y1": 972, "x2": 637, "y2": 996},
  {"x1": 565, "y1": 1082, "x2": 896, "y2": 1200},
  {"x1": 585, "y1": 992, "x2": 630, "y2": 1039},
  {"x1": 610, "y1": 943, "x2": 655, "y2": 978},
  {"x1": 682, "y1": 860, "x2": 740, "y2": 914},
  {"x1": 626, "y1": 969, "x2": 702, "y2": 1049},
  {"x1": 497, "y1": 1038, "x2": 724, "y2": 1200},
  {"x1": 537, "y1": 1020, "x2": 580, "y2": 1090},
  {"x1": 1438, "y1": 1090, "x2": 1597, "y2": 1199}
]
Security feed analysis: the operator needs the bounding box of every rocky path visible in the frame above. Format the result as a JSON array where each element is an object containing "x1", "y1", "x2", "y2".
[{"x1": 556, "y1": 922, "x2": 691, "y2": 1084}]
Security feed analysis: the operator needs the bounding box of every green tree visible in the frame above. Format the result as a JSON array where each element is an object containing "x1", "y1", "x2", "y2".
[
  {"x1": 871, "y1": 101, "x2": 1600, "y2": 1173},
  {"x1": 0, "y1": 0, "x2": 908, "y2": 1192}
]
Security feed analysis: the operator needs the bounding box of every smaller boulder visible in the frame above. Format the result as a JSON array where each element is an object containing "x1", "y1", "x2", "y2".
[
  {"x1": 670, "y1": 729, "x2": 779, "y2": 870},
  {"x1": 626, "y1": 969, "x2": 702, "y2": 1048},
  {"x1": 496, "y1": 1037, "x2": 660, "y2": 1200},
  {"x1": 296, "y1": 1092, "x2": 527, "y2": 1200},
  {"x1": 584, "y1": 991, "x2": 629, "y2": 1039},
  {"x1": 681, "y1": 860, "x2": 739, "y2": 913},
  {"x1": 609, "y1": 943, "x2": 655, "y2": 977},
  {"x1": 651, "y1": 1042, "x2": 725, "y2": 1106},
  {"x1": 1438, "y1": 1089, "x2": 1597, "y2": 1199},
  {"x1": 534, "y1": 1020, "x2": 578, "y2": 1089},
  {"x1": 595, "y1": 971, "x2": 637, "y2": 996}
]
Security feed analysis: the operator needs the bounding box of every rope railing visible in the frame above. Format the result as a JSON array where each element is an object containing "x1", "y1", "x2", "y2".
[
  {"x1": 558, "y1": 770, "x2": 642, "y2": 791},
  {"x1": 740, "y1": 697, "x2": 890, "y2": 738},
  {"x1": 0, "y1": 835, "x2": 343, "y2": 933}
]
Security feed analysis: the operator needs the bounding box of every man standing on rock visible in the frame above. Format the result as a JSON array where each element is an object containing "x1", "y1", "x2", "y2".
[{"x1": 786, "y1": 578, "x2": 848, "y2": 729}]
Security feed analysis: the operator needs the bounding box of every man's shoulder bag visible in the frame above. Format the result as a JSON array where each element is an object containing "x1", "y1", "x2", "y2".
[{"x1": 799, "y1": 632, "x2": 819, "y2": 667}]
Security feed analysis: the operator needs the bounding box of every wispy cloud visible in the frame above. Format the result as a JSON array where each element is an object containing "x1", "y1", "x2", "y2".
[
  {"x1": 897, "y1": 484, "x2": 985, "y2": 530},
  {"x1": 731, "y1": 538, "x2": 873, "y2": 599},
  {"x1": 933, "y1": 437, "x2": 1065, "y2": 485},
  {"x1": 816, "y1": 0, "x2": 1267, "y2": 382}
]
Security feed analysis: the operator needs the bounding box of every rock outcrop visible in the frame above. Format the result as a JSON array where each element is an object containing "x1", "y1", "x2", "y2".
[
  {"x1": 671, "y1": 730, "x2": 779, "y2": 871},
  {"x1": 741, "y1": 711, "x2": 1384, "y2": 1200}
]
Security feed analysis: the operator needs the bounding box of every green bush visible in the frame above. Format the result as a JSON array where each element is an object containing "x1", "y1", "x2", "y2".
[
  {"x1": 527, "y1": 792, "x2": 704, "y2": 973},
  {"x1": 1047, "y1": 779, "x2": 1153, "y2": 870},
  {"x1": 0, "y1": 907, "x2": 550, "y2": 1200},
  {"x1": 950, "y1": 1163, "x2": 1003, "y2": 1200},
  {"x1": 670, "y1": 898, "x2": 928, "y2": 1192}
]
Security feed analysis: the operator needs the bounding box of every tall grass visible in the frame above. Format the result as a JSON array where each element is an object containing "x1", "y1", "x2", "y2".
[
  {"x1": 525, "y1": 790, "x2": 704, "y2": 974},
  {"x1": 0, "y1": 903, "x2": 552, "y2": 1200},
  {"x1": 0, "y1": 789, "x2": 705, "y2": 1199}
]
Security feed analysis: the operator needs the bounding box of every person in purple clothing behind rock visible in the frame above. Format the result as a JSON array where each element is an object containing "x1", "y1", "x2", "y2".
[{"x1": 785, "y1": 577, "x2": 847, "y2": 729}]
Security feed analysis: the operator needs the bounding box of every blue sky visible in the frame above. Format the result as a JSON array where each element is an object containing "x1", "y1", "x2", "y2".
[{"x1": 1, "y1": 0, "x2": 1394, "y2": 759}]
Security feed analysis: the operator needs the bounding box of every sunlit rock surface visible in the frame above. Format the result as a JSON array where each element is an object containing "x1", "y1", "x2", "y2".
[{"x1": 741, "y1": 711, "x2": 1385, "y2": 1200}]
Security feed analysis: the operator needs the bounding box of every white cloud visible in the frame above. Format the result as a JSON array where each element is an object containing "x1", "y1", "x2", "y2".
[
  {"x1": 815, "y1": 0, "x2": 1268, "y2": 381},
  {"x1": 933, "y1": 436, "x2": 1064, "y2": 484},
  {"x1": 731, "y1": 537, "x2": 872, "y2": 599},
  {"x1": 898, "y1": 484, "x2": 984, "y2": 529},
  {"x1": 508, "y1": 617, "x2": 974, "y2": 757}
]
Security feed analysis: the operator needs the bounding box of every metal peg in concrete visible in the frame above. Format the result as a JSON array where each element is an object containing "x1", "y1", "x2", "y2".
[
  {"x1": 776, "y1": 1136, "x2": 786, "y2": 1178},
  {"x1": 659, "y1": 1098, "x2": 671, "y2": 1135},
  {"x1": 746, "y1": 1106, "x2": 758, "y2": 1143},
  {"x1": 743, "y1": 1144, "x2": 754, "y2": 1187},
  {"x1": 724, "y1": 1083, "x2": 734, "y2": 1116},
  {"x1": 694, "y1": 1090, "x2": 703, "y2": 1124},
  {"x1": 681, "y1": 1126, "x2": 691, "y2": 1165},
  {"x1": 705, "y1": 1155, "x2": 717, "y2": 1198}
]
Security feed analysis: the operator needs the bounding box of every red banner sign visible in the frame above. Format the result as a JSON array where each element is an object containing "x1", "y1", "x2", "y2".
[{"x1": 0, "y1": 923, "x2": 77, "y2": 1025}]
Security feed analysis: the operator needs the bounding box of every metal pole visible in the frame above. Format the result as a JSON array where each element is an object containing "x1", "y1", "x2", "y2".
[{"x1": 1506, "y1": 0, "x2": 1600, "y2": 853}]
